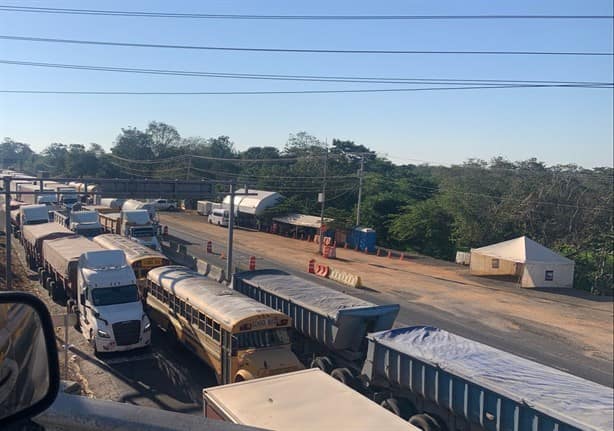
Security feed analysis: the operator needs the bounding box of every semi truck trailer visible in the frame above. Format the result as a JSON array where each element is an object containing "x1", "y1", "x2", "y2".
[
  {"x1": 232, "y1": 269, "x2": 399, "y2": 380},
  {"x1": 362, "y1": 326, "x2": 614, "y2": 431},
  {"x1": 21, "y1": 223, "x2": 75, "y2": 271}
]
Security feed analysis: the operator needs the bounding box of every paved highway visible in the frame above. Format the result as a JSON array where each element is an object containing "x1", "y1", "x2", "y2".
[{"x1": 163, "y1": 219, "x2": 614, "y2": 387}]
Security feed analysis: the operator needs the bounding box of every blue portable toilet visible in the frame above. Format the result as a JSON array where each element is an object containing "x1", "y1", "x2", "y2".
[{"x1": 347, "y1": 227, "x2": 376, "y2": 252}]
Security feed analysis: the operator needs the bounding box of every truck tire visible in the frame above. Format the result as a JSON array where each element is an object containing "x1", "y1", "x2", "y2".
[
  {"x1": 45, "y1": 277, "x2": 53, "y2": 294},
  {"x1": 381, "y1": 398, "x2": 416, "y2": 421},
  {"x1": 89, "y1": 329, "x2": 99, "y2": 356},
  {"x1": 408, "y1": 413, "x2": 442, "y2": 431},
  {"x1": 310, "y1": 356, "x2": 333, "y2": 374},
  {"x1": 330, "y1": 368, "x2": 355, "y2": 387},
  {"x1": 49, "y1": 281, "x2": 58, "y2": 301}
]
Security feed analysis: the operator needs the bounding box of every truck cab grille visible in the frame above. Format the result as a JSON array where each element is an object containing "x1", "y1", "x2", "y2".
[{"x1": 112, "y1": 320, "x2": 141, "y2": 346}]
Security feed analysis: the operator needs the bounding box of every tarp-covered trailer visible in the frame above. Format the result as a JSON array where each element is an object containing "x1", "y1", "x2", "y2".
[
  {"x1": 362, "y1": 326, "x2": 614, "y2": 431},
  {"x1": 21, "y1": 223, "x2": 74, "y2": 270},
  {"x1": 232, "y1": 269, "x2": 399, "y2": 376},
  {"x1": 42, "y1": 236, "x2": 105, "y2": 301}
]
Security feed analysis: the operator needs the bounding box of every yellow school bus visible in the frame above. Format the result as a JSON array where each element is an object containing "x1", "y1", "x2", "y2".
[
  {"x1": 92, "y1": 234, "x2": 170, "y2": 295},
  {"x1": 146, "y1": 265, "x2": 303, "y2": 384}
]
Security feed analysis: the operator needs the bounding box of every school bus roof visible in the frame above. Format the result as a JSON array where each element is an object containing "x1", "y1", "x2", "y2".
[
  {"x1": 202, "y1": 369, "x2": 416, "y2": 431},
  {"x1": 147, "y1": 266, "x2": 288, "y2": 329},
  {"x1": 93, "y1": 234, "x2": 168, "y2": 264}
]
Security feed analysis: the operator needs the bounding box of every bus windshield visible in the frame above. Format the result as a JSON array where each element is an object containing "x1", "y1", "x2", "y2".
[
  {"x1": 233, "y1": 328, "x2": 291, "y2": 350},
  {"x1": 91, "y1": 285, "x2": 139, "y2": 306}
]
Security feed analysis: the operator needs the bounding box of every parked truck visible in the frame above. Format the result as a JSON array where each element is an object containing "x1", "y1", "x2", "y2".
[
  {"x1": 98, "y1": 209, "x2": 160, "y2": 250},
  {"x1": 40, "y1": 239, "x2": 152, "y2": 353},
  {"x1": 232, "y1": 270, "x2": 614, "y2": 431},
  {"x1": 202, "y1": 368, "x2": 415, "y2": 431},
  {"x1": 53, "y1": 210, "x2": 103, "y2": 237}
]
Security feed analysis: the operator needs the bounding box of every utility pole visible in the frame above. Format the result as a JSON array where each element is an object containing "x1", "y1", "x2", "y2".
[
  {"x1": 226, "y1": 180, "x2": 236, "y2": 281},
  {"x1": 185, "y1": 155, "x2": 192, "y2": 180},
  {"x1": 318, "y1": 145, "x2": 328, "y2": 255},
  {"x1": 356, "y1": 156, "x2": 364, "y2": 226},
  {"x1": 4, "y1": 176, "x2": 12, "y2": 290}
]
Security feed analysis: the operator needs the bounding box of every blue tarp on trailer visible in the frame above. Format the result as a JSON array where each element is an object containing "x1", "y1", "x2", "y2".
[{"x1": 367, "y1": 326, "x2": 613, "y2": 431}]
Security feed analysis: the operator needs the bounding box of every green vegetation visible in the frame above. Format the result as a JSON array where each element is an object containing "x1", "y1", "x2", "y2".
[{"x1": 3, "y1": 122, "x2": 612, "y2": 293}]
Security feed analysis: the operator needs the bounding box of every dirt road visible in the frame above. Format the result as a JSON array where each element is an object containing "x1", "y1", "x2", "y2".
[{"x1": 161, "y1": 212, "x2": 614, "y2": 369}]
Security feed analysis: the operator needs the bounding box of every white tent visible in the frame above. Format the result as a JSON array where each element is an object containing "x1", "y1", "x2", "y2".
[
  {"x1": 469, "y1": 236, "x2": 575, "y2": 288},
  {"x1": 222, "y1": 189, "x2": 283, "y2": 216}
]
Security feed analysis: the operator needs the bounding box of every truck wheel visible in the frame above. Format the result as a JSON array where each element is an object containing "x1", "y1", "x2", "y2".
[
  {"x1": 310, "y1": 356, "x2": 333, "y2": 374},
  {"x1": 408, "y1": 413, "x2": 442, "y2": 431},
  {"x1": 45, "y1": 277, "x2": 53, "y2": 294},
  {"x1": 380, "y1": 398, "x2": 416, "y2": 421},
  {"x1": 89, "y1": 330, "x2": 99, "y2": 356},
  {"x1": 49, "y1": 281, "x2": 58, "y2": 301},
  {"x1": 330, "y1": 368, "x2": 355, "y2": 387}
]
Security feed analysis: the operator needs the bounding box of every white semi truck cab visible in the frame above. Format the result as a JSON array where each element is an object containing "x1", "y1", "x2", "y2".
[
  {"x1": 76, "y1": 249, "x2": 151, "y2": 354},
  {"x1": 69, "y1": 210, "x2": 103, "y2": 237},
  {"x1": 122, "y1": 210, "x2": 161, "y2": 251}
]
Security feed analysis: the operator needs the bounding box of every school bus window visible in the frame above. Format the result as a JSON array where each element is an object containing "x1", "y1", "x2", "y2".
[
  {"x1": 198, "y1": 312, "x2": 206, "y2": 331},
  {"x1": 205, "y1": 317, "x2": 213, "y2": 337},
  {"x1": 186, "y1": 304, "x2": 193, "y2": 322},
  {"x1": 179, "y1": 300, "x2": 186, "y2": 317},
  {"x1": 213, "y1": 322, "x2": 221, "y2": 341}
]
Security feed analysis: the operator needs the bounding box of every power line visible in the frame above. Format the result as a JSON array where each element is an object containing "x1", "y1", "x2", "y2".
[
  {"x1": 1, "y1": 83, "x2": 609, "y2": 97},
  {"x1": 1, "y1": 59, "x2": 611, "y2": 87},
  {"x1": 1, "y1": 35, "x2": 610, "y2": 56},
  {"x1": 1, "y1": 6, "x2": 611, "y2": 20}
]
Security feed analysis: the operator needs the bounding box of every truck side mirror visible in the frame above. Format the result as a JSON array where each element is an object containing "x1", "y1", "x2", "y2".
[{"x1": 0, "y1": 292, "x2": 60, "y2": 427}]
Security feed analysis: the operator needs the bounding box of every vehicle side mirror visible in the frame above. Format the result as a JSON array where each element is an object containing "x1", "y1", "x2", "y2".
[{"x1": 0, "y1": 292, "x2": 60, "y2": 427}]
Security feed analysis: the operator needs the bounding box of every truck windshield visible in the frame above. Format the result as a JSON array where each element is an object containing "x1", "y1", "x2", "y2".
[
  {"x1": 91, "y1": 285, "x2": 139, "y2": 306},
  {"x1": 233, "y1": 328, "x2": 291, "y2": 350},
  {"x1": 130, "y1": 227, "x2": 154, "y2": 238}
]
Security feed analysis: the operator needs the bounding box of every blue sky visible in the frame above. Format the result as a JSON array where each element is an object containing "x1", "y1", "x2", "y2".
[{"x1": 0, "y1": 0, "x2": 612, "y2": 167}]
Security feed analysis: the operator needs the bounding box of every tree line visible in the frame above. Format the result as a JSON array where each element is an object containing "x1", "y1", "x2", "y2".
[{"x1": 2, "y1": 121, "x2": 612, "y2": 293}]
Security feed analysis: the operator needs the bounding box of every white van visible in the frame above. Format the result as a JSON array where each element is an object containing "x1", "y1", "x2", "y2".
[{"x1": 208, "y1": 209, "x2": 229, "y2": 227}]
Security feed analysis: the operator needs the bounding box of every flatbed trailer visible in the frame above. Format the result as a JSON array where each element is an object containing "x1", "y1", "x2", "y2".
[
  {"x1": 98, "y1": 212, "x2": 121, "y2": 234},
  {"x1": 232, "y1": 269, "x2": 399, "y2": 381},
  {"x1": 362, "y1": 326, "x2": 614, "y2": 431}
]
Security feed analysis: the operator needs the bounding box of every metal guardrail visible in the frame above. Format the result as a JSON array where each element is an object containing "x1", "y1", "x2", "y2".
[{"x1": 34, "y1": 392, "x2": 264, "y2": 431}]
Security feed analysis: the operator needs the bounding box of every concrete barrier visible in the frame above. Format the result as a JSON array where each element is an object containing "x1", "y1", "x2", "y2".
[
  {"x1": 161, "y1": 244, "x2": 197, "y2": 270},
  {"x1": 208, "y1": 265, "x2": 226, "y2": 283},
  {"x1": 196, "y1": 259, "x2": 210, "y2": 276},
  {"x1": 328, "y1": 266, "x2": 362, "y2": 289}
]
